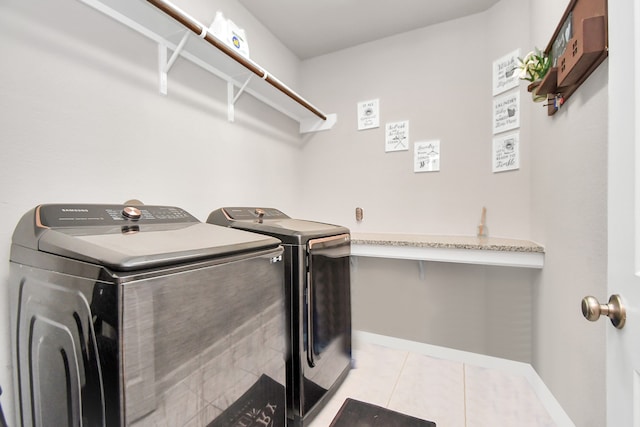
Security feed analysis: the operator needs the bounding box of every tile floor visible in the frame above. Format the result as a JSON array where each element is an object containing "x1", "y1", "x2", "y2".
[{"x1": 308, "y1": 332, "x2": 574, "y2": 427}]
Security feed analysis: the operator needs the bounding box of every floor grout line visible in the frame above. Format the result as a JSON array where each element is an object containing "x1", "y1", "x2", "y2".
[
  {"x1": 386, "y1": 350, "x2": 409, "y2": 408},
  {"x1": 463, "y1": 363, "x2": 468, "y2": 427}
]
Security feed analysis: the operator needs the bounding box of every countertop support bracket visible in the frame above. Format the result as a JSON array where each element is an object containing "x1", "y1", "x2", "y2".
[{"x1": 418, "y1": 260, "x2": 426, "y2": 280}]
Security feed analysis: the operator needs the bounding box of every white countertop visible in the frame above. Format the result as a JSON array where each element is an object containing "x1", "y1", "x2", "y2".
[{"x1": 350, "y1": 232, "x2": 545, "y2": 268}]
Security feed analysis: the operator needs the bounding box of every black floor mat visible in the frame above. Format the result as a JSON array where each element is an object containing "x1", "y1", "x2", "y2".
[{"x1": 329, "y1": 398, "x2": 436, "y2": 427}]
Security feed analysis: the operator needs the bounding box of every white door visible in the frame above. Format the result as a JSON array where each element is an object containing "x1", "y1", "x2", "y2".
[{"x1": 601, "y1": 1, "x2": 640, "y2": 425}]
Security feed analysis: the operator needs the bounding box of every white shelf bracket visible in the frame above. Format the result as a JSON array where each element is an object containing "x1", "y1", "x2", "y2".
[
  {"x1": 300, "y1": 113, "x2": 337, "y2": 133},
  {"x1": 158, "y1": 30, "x2": 191, "y2": 95},
  {"x1": 227, "y1": 75, "x2": 254, "y2": 122}
]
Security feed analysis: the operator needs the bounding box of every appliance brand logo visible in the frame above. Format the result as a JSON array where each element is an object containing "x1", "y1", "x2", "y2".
[
  {"x1": 61, "y1": 209, "x2": 89, "y2": 212},
  {"x1": 234, "y1": 402, "x2": 277, "y2": 427},
  {"x1": 270, "y1": 255, "x2": 282, "y2": 264}
]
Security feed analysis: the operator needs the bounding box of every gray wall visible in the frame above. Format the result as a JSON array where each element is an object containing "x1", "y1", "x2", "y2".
[
  {"x1": 296, "y1": 0, "x2": 537, "y2": 359},
  {"x1": 298, "y1": 0, "x2": 607, "y2": 426},
  {"x1": 294, "y1": 0, "x2": 540, "y2": 365},
  {"x1": 352, "y1": 258, "x2": 536, "y2": 363}
]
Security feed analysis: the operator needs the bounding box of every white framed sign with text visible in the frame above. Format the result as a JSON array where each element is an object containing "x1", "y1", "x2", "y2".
[
  {"x1": 357, "y1": 99, "x2": 380, "y2": 130},
  {"x1": 414, "y1": 140, "x2": 440, "y2": 173},
  {"x1": 385, "y1": 121, "x2": 409, "y2": 152},
  {"x1": 492, "y1": 49, "x2": 520, "y2": 96},
  {"x1": 492, "y1": 132, "x2": 520, "y2": 172}
]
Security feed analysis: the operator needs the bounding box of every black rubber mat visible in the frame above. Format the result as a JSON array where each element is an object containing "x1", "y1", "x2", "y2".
[{"x1": 329, "y1": 398, "x2": 436, "y2": 427}]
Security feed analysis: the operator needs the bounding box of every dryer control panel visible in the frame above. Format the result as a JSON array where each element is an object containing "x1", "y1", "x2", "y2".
[{"x1": 222, "y1": 207, "x2": 290, "y2": 221}]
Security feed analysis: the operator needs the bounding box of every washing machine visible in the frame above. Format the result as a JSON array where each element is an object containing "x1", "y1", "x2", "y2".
[
  {"x1": 9, "y1": 203, "x2": 287, "y2": 427},
  {"x1": 207, "y1": 207, "x2": 351, "y2": 427}
]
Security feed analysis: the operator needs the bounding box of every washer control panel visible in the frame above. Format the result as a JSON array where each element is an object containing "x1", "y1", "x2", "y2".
[{"x1": 37, "y1": 204, "x2": 198, "y2": 228}]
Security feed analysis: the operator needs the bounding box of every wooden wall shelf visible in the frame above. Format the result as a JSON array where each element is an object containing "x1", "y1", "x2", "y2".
[
  {"x1": 535, "y1": 67, "x2": 558, "y2": 96},
  {"x1": 531, "y1": 0, "x2": 608, "y2": 115}
]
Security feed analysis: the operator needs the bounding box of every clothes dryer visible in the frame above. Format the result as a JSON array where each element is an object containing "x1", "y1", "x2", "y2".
[
  {"x1": 207, "y1": 207, "x2": 351, "y2": 427},
  {"x1": 9, "y1": 204, "x2": 287, "y2": 427}
]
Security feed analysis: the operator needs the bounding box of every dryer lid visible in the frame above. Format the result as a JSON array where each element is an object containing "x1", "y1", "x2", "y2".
[
  {"x1": 12, "y1": 204, "x2": 281, "y2": 271},
  {"x1": 207, "y1": 207, "x2": 350, "y2": 245}
]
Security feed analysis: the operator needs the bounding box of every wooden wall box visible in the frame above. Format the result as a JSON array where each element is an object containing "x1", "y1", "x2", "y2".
[
  {"x1": 541, "y1": 0, "x2": 608, "y2": 115},
  {"x1": 537, "y1": 67, "x2": 558, "y2": 95},
  {"x1": 557, "y1": 16, "x2": 606, "y2": 87}
]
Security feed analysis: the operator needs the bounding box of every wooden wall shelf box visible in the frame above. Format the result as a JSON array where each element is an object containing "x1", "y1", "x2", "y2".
[
  {"x1": 536, "y1": 68, "x2": 558, "y2": 96},
  {"x1": 533, "y1": 0, "x2": 608, "y2": 116},
  {"x1": 557, "y1": 15, "x2": 606, "y2": 87}
]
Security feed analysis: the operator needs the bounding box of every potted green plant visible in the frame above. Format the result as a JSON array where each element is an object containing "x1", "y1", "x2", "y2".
[{"x1": 518, "y1": 48, "x2": 551, "y2": 102}]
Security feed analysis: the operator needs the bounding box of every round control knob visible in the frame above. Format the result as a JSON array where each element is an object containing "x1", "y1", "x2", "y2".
[
  {"x1": 254, "y1": 208, "x2": 265, "y2": 223},
  {"x1": 122, "y1": 206, "x2": 142, "y2": 220}
]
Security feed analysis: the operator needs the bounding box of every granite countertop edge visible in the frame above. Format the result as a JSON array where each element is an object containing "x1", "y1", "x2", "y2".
[{"x1": 350, "y1": 233, "x2": 545, "y2": 253}]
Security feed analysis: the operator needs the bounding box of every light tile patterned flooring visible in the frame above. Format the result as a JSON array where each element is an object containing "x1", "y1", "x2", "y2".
[{"x1": 308, "y1": 332, "x2": 574, "y2": 427}]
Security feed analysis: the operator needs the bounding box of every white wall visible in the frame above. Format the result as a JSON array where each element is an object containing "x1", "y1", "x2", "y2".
[
  {"x1": 0, "y1": 0, "x2": 612, "y2": 425},
  {"x1": 0, "y1": 0, "x2": 305, "y2": 424},
  {"x1": 528, "y1": 1, "x2": 608, "y2": 426},
  {"x1": 297, "y1": 2, "x2": 531, "y2": 237}
]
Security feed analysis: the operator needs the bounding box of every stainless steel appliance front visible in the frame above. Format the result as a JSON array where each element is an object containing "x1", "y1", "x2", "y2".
[
  {"x1": 299, "y1": 234, "x2": 351, "y2": 416},
  {"x1": 9, "y1": 204, "x2": 287, "y2": 427},
  {"x1": 207, "y1": 207, "x2": 352, "y2": 427}
]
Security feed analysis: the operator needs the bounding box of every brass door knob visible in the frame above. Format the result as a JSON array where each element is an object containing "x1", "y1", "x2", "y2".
[{"x1": 581, "y1": 294, "x2": 626, "y2": 329}]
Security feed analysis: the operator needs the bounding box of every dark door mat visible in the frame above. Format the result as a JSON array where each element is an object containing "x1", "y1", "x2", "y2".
[{"x1": 329, "y1": 398, "x2": 436, "y2": 427}]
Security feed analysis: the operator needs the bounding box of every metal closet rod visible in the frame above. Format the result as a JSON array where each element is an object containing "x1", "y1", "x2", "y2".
[{"x1": 146, "y1": 0, "x2": 327, "y2": 121}]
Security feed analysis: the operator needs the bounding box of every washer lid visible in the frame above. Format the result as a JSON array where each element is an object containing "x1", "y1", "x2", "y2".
[
  {"x1": 12, "y1": 204, "x2": 281, "y2": 271},
  {"x1": 207, "y1": 207, "x2": 350, "y2": 244}
]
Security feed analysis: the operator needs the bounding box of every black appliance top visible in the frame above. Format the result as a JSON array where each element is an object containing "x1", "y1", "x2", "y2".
[
  {"x1": 207, "y1": 207, "x2": 350, "y2": 245},
  {"x1": 11, "y1": 204, "x2": 280, "y2": 271}
]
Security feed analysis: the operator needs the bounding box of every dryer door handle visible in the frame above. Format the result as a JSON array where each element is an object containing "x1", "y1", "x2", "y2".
[{"x1": 306, "y1": 270, "x2": 316, "y2": 367}]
